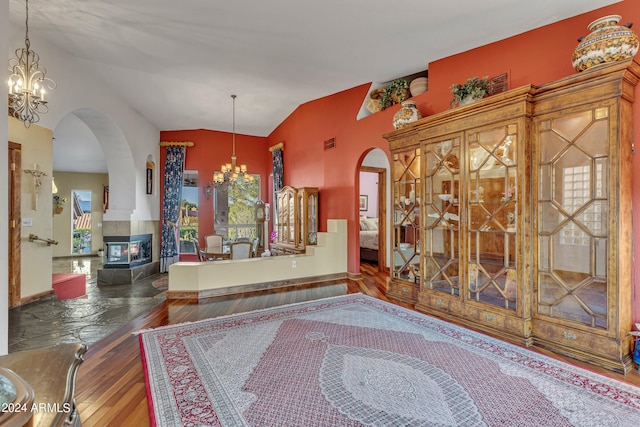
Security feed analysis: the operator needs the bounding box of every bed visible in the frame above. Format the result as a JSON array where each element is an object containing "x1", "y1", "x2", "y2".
[{"x1": 359, "y1": 216, "x2": 379, "y2": 263}]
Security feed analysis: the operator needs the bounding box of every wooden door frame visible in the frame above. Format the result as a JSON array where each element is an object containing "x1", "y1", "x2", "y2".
[
  {"x1": 8, "y1": 142, "x2": 21, "y2": 307},
  {"x1": 360, "y1": 166, "x2": 387, "y2": 272}
]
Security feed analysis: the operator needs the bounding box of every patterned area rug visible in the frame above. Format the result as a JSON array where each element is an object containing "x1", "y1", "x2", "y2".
[{"x1": 138, "y1": 294, "x2": 640, "y2": 426}]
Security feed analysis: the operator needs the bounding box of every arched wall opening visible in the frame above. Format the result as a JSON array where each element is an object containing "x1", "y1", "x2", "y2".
[{"x1": 356, "y1": 147, "x2": 391, "y2": 274}]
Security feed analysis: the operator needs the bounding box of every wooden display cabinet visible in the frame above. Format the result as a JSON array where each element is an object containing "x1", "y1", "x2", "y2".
[
  {"x1": 272, "y1": 186, "x2": 318, "y2": 255},
  {"x1": 384, "y1": 60, "x2": 639, "y2": 372}
]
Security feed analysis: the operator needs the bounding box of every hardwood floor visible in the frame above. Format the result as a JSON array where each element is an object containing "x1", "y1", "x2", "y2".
[{"x1": 74, "y1": 263, "x2": 640, "y2": 426}]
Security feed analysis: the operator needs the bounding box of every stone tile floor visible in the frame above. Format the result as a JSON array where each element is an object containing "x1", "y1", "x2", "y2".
[{"x1": 8, "y1": 257, "x2": 166, "y2": 353}]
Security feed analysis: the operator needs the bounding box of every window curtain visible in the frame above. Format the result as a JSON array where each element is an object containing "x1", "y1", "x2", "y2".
[
  {"x1": 272, "y1": 147, "x2": 284, "y2": 192},
  {"x1": 160, "y1": 146, "x2": 186, "y2": 272}
]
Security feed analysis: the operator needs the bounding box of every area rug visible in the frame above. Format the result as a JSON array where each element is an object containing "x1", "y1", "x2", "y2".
[{"x1": 138, "y1": 294, "x2": 640, "y2": 427}]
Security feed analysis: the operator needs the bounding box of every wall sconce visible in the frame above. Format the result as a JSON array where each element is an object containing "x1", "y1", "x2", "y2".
[{"x1": 203, "y1": 182, "x2": 213, "y2": 200}]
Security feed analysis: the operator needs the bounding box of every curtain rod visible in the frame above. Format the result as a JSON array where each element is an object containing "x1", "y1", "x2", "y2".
[
  {"x1": 268, "y1": 142, "x2": 284, "y2": 152},
  {"x1": 159, "y1": 141, "x2": 195, "y2": 147}
]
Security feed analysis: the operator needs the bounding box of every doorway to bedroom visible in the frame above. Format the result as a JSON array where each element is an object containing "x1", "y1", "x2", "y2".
[{"x1": 359, "y1": 166, "x2": 386, "y2": 271}]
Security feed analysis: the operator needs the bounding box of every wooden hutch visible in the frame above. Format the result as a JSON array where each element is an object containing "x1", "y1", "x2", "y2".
[
  {"x1": 384, "y1": 60, "x2": 639, "y2": 373},
  {"x1": 271, "y1": 186, "x2": 319, "y2": 255}
]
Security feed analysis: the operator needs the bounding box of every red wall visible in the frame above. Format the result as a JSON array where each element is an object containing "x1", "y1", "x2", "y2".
[
  {"x1": 159, "y1": 129, "x2": 270, "y2": 250},
  {"x1": 161, "y1": 1, "x2": 640, "y2": 321}
]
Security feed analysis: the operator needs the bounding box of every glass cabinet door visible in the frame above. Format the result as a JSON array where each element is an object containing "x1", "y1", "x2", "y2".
[
  {"x1": 467, "y1": 125, "x2": 518, "y2": 310},
  {"x1": 308, "y1": 193, "x2": 317, "y2": 244},
  {"x1": 424, "y1": 137, "x2": 461, "y2": 296},
  {"x1": 297, "y1": 192, "x2": 305, "y2": 247},
  {"x1": 276, "y1": 187, "x2": 296, "y2": 245},
  {"x1": 536, "y1": 107, "x2": 609, "y2": 328},
  {"x1": 392, "y1": 148, "x2": 421, "y2": 282},
  {"x1": 288, "y1": 194, "x2": 295, "y2": 243}
]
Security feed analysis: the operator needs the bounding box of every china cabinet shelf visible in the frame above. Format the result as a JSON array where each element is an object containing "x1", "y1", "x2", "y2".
[{"x1": 384, "y1": 60, "x2": 639, "y2": 373}]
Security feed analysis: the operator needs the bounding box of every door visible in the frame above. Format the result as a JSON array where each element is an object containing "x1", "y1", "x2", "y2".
[{"x1": 8, "y1": 142, "x2": 21, "y2": 307}]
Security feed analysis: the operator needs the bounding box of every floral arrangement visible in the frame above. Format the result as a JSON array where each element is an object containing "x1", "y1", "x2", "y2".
[
  {"x1": 53, "y1": 195, "x2": 68, "y2": 209},
  {"x1": 450, "y1": 76, "x2": 493, "y2": 107},
  {"x1": 270, "y1": 229, "x2": 278, "y2": 243}
]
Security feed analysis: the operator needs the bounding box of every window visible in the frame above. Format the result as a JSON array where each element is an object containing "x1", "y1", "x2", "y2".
[
  {"x1": 214, "y1": 175, "x2": 260, "y2": 240},
  {"x1": 179, "y1": 171, "x2": 199, "y2": 246},
  {"x1": 72, "y1": 190, "x2": 92, "y2": 254}
]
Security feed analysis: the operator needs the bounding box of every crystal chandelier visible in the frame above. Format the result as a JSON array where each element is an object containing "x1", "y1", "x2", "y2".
[
  {"x1": 8, "y1": 0, "x2": 56, "y2": 128},
  {"x1": 214, "y1": 95, "x2": 254, "y2": 188}
]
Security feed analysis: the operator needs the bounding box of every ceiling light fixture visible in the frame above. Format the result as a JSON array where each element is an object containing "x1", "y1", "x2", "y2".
[
  {"x1": 214, "y1": 95, "x2": 253, "y2": 188},
  {"x1": 8, "y1": 0, "x2": 56, "y2": 128}
]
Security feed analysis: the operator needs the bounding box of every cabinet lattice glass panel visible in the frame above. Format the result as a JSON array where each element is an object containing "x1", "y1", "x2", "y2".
[
  {"x1": 424, "y1": 137, "x2": 461, "y2": 296},
  {"x1": 536, "y1": 107, "x2": 609, "y2": 328},
  {"x1": 467, "y1": 125, "x2": 519, "y2": 311},
  {"x1": 392, "y1": 149, "x2": 421, "y2": 283}
]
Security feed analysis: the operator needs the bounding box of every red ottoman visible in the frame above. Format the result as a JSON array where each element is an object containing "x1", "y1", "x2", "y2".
[{"x1": 52, "y1": 274, "x2": 87, "y2": 300}]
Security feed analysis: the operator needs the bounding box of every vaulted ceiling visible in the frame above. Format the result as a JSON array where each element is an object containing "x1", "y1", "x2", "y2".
[{"x1": 8, "y1": 0, "x2": 618, "y2": 172}]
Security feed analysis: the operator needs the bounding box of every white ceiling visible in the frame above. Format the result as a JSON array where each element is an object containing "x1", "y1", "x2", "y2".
[{"x1": 9, "y1": 0, "x2": 619, "y2": 173}]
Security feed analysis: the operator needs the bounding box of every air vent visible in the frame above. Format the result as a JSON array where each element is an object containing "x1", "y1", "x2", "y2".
[
  {"x1": 489, "y1": 73, "x2": 509, "y2": 95},
  {"x1": 324, "y1": 137, "x2": 336, "y2": 150}
]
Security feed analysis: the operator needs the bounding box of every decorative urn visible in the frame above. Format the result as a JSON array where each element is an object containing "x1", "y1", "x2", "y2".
[
  {"x1": 392, "y1": 100, "x2": 422, "y2": 130},
  {"x1": 572, "y1": 15, "x2": 639, "y2": 72}
]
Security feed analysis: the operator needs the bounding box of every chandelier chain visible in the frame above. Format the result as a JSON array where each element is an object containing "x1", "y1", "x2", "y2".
[{"x1": 25, "y1": 0, "x2": 30, "y2": 49}]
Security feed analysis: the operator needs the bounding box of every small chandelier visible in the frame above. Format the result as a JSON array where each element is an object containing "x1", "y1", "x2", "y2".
[
  {"x1": 8, "y1": 0, "x2": 56, "y2": 128},
  {"x1": 214, "y1": 95, "x2": 254, "y2": 188}
]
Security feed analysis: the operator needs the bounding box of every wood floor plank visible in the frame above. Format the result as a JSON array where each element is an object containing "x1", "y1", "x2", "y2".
[{"x1": 74, "y1": 264, "x2": 640, "y2": 426}]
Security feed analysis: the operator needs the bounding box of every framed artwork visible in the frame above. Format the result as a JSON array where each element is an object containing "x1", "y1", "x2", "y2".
[
  {"x1": 146, "y1": 160, "x2": 155, "y2": 195},
  {"x1": 359, "y1": 195, "x2": 368, "y2": 211}
]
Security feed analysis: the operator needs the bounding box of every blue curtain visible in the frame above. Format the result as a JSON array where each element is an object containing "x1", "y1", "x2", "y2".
[
  {"x1": 160, "y1": 146, "x2": 185, "y2": 272},
  {"x1": 272, "y1": 147, "x2": 284, "y2": 192}
]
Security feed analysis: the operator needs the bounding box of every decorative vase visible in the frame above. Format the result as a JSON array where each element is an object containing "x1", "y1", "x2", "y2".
[
  {"x1": 365, "y1": 88, "x2": 386, "y2": 114},
  {"x1": 459, "y1": 93, "x2": 484, "y2": 106},
  {"x1": 55, "y1": 206, "x2": 63, "y2": 214},
  {"x1": 572, "y1": 15, "x2": 639, "y2": 72},
  {"x1": 392, "y1": 100, "x2": 422, "y2": 129},
  {"x1": 409, "y1": 77, "x2": 428, "y2": 97}
]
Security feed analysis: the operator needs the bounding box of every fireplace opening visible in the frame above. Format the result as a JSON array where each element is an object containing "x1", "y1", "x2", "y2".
[{"x1": 103, "y1": 234, "x2": 152, "y2": 269}]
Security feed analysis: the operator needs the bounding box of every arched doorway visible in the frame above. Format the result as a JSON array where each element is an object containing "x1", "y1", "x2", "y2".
[
  {"x1": 51, "y1": 109, "x2": 136, "y2": 257},
  {"x1": 358, "y1": 148, "x2": 390, "y2": 272}
]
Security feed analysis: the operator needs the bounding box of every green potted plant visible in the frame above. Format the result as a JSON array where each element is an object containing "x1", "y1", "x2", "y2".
[
  {"x1": 380, "y1": 79, "x2": 410, "y2": 110},
  {"x1": 450, "y1": 76, "x2": 493, "y2": 107}
]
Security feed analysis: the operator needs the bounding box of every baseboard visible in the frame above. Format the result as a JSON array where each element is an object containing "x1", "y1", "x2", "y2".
[
  {"x1": 20, "y1": 290, "x2": 55, "y2": 305},
  {"x1": 347, "y1": 272, "x2": 362, "y2": 280}
]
